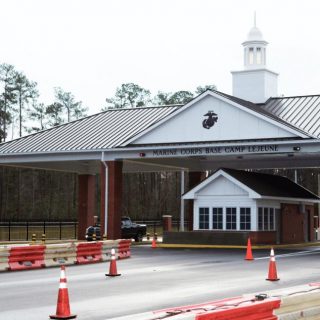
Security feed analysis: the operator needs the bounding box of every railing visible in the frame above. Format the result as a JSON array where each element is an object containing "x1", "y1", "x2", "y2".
[
  {"x1": 0, "y1": 219, "x2": 188, "y2": 242},
  {"x1": 0, "y1": 221, "x2": 78, "y2": 241}
]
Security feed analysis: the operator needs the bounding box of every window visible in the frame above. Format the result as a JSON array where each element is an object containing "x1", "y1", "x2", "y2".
[
  {"x1": 256, "y1": 47, "x2": 261, "y2": 64},
  {"x1": 258, "y1": 207, "x2": 276, "y2": 231},
  {"x1": 258, "y1": 208, "x2": 263, "y2": 230},
  {"x1": 269, "y1": 208, "x2": 274, "y2": 229},
  {"x1": 264, "y1": 207, "x2": 269, "y2": 229},
  {"x1": 240, "y1": 208, "x2": 251, "y2": 230},
  {"x1": 226, "y1": 207, "x2": 237, "y2": 230},
  {"x1": 199, "y1": 207, "x2": 209, "y2": 229},
  {"x1": 249, "y1": 48, "x2": 254, "y2": 64},
  {"x1": 212, "y1": 207, "x2": 223, "y2": 229}
]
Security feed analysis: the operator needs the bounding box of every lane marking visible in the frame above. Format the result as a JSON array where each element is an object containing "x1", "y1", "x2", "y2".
[{"x1": 254, "y1": 249, "x2": 320, "y2": 260}]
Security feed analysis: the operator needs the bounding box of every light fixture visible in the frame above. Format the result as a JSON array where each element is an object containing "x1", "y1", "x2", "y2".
[{"x1": 293, "y1": 146, "x2": 301, "y2": 151}]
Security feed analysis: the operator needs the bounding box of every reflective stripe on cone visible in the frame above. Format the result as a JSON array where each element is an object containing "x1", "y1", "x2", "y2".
[
  {"x1": 106, "y1": 248, "x2": 121, "y2": 277},
  {"x1": 50, "y1": 265, "x2": 77, "y2": 319}
]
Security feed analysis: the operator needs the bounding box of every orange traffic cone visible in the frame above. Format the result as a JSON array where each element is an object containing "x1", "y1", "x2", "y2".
[
  {"x1": 151, "y1": 237, "x2": 157, "y2": 249},
  {"x1": 245, "y1": 237, "x2": 254, "y2": 261},
  {"x1": 106, "y1": 248, "x2": 121, "y2": 277},
  {"x1": 266, "y1": 248, "x2": 279, "y2": 281},
  {"x1": 50, "y1": 265, "x2": 76, "y2": 319}
]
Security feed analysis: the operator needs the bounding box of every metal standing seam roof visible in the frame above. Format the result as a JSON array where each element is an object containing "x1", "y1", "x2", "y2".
[
  {"x1": 0, "y1": 106, "x2": 180, "y2": 154},
  {"x1": 213, "y1": 91, "x2": 315, "y2": 138},
  {"x1": 0, "y1": 90, "x2": 319, "y2": 155},
  {"x1": 262, "y1": 95, "x2": 320, "y2": 138}
]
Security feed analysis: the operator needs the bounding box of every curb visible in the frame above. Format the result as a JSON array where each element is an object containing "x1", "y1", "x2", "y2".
[{"x1": 158, "y1": 241, "x2": 320, "y2": 250}]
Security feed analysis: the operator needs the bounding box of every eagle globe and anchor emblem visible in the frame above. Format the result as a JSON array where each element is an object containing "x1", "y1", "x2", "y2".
[{"x1": 202, "y1": 110, "x2": 218, "y2": 129}]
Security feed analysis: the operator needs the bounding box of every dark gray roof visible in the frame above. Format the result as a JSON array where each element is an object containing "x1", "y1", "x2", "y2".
[
  {"x1": 214, "y1": 90, "x2": 314, "y2": 137},
  {"x1": 222, "y1": 168, "x2": 319, "y2": 200},
  {"x1": 0, "y1": 106, "x2": 179, "y2": 154},
  {"x1": 262, "y1": 95, "x2": 320, "y2": 138}
]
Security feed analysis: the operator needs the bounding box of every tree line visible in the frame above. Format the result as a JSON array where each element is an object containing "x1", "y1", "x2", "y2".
[
  {"x1": 1, "y1": 62, "x2": 217, "y2": 143},
  {"x1": 0, "y1": 63, "x2": 88, "y2": 142},
  {"x1": 0, "y1": 63, "x2": 217, "y2": 222},
  {"x1": 104, "y1": 83, "x2": 217, "y2": 109}
]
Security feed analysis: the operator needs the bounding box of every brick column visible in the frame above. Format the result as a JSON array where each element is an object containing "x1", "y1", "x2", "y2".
[
  {"x1": 163, "y1": 215, "x2": 172, "y2": 232},
  {"x1": 100, "y1": 160, "x2": 123, "y2": 240},
  {"x1": 187, "y1": 172, "x2": 203, "y2": 231},
  {"x1": 78, "y1": 175, "x2": 96, "y2": 240}
]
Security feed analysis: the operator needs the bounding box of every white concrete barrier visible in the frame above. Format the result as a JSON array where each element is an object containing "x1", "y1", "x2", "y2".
[
  {"x1": 44, "y1": 243, "x2": 77, "y2": 267},
  {"x1": 274, "y1": 286, "x2": 320, "y2": 319},
  {"x1": 1, "y1": 239, "x2": 131, "y2": 272},
  {"x1": 101, "y1": 240, "x2": 120, "y2": 261},
  {"x1": 0, "y1": 247, "x2": 9, "y2": 271}
]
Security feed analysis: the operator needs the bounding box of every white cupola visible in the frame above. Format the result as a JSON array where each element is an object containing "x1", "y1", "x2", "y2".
[{"x1": 231, "y1": 16, "x2": 278, "y2": 103}]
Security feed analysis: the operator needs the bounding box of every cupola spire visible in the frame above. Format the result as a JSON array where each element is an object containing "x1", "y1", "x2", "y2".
[
  {"x1": 231, "y1": 16, "x2": 279, "y2": 103},
  {"x1": 242, "y1": 14, "x2": 268, "y2": 69}
]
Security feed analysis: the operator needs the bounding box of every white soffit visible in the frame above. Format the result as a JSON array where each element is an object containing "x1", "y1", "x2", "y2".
[{"x1": 125, "y1": 91, "x2": 308, "y2": 146}]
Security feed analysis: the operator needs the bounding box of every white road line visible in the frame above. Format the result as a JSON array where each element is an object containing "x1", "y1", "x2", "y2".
[{"x1": 254, "y1": 249, "x2": 320, "y2": 260}]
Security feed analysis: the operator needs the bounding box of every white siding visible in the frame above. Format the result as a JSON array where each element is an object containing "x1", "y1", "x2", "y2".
[
  {"x1": 133, "y1": 95, "x2": 296, "y2": 145},
  {"x1": 232, "y1": 69, "x2": 278, "y2": 104},
  {"x1": 256, "y1": 199, "x2": 281, "y2": 208},
  {"x1": 199, "y1": 175, "x2": 248, "y2": 196}
]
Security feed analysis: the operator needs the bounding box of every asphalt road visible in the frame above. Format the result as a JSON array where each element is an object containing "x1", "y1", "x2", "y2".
[{"x1": 1, "y1": 245, "x2": 320, "y2": 320}]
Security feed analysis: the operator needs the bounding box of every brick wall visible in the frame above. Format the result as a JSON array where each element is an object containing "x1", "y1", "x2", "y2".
[
  {"x1": 163, "y1": 231, "x2": 276, "y2": 245},
  {"x1": 249, "y1": 231, "x2": 276, "y2": 245},
  {"x1": 280, "y1": 203, "x2": 315, "y2": 243},
  {"x1": 307, "y1": 205, "x2": 315, "y2": 242}
]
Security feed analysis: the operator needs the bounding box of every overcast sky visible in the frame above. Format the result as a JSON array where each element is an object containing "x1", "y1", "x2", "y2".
[{"x1": 1, "y1": 0, "x2": 319, "y2": 114}]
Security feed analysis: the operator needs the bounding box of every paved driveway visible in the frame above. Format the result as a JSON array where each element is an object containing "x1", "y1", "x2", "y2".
[{"x1": 1, "y1": 245, "x2": 320, "y2": 319}]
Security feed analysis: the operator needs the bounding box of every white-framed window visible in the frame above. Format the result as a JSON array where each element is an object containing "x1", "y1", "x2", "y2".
[
  {"x1": 226, "y1": 207, "x2": 237, "y2": 230},
  {"x1": 199, "y1": 207, "x2": 209, "y2": 229},
  {"x1": 256, "y1": 47, "x2": 261, "y2": 64},
  {"x1": 249, "y1": 47, "x2": 254, "y2": 64},
  {"x1": 240, "y1": 207, "x2": 251, "y2": 230},
  {"x1": 258, "y1": 207, "x2": 276, "y2": 231},
  {"x1": 212, "y1": 207, "x2": 223, "y2": 230}
]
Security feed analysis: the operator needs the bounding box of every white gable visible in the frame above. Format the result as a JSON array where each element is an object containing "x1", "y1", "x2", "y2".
[
  {"x1": 199, "y1": 175, "x2": 248, "y2": 197},
  {"x1": 183, "y1": 170, "x2": 260, "y2": 200},
  {"x1": 130, "y1": 92, "x2": 302, "y2": 145}
]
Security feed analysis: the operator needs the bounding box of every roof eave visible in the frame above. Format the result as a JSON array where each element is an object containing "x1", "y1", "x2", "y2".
[{"x1": 259, "y1": 196, "x2": 320, "y2": 203}]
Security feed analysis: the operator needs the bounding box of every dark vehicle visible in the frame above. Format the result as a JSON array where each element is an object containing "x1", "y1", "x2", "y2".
[
  {"x1": 85, "y1": 217, "x2": 147, "y2": 242},
  {"x1": 121, "y1": 216, "x2": 147, "y2": 242},
  {"x1": 85, "y1": 226, "x2": 101, "y2": 241}
]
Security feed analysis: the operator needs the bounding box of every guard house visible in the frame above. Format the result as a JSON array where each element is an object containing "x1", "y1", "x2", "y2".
[{"x1": 180, "y1": 168, "x2": 320, "y2": 245}]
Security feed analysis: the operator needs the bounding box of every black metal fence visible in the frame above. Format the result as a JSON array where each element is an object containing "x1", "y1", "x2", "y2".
[
  {"x1": 0, "y1": 219, "x2": 188, "y2": 242},
  {"x1": 0, "y1": 221, "x2": 78, "y2": 241}
]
